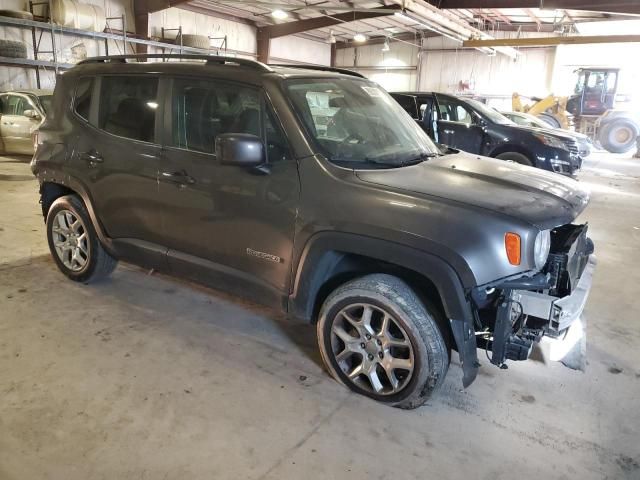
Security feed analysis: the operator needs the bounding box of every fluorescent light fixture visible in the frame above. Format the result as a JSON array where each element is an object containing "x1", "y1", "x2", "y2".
[
  {"x1": 353, "y1": 33, "x2": 367, "y2": 42},
  {"x1": 271, "y1": 9, "x2": 288, "y2": 20}
]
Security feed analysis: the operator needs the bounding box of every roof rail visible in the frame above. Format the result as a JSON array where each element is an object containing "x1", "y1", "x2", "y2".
[
  {"x1": 78, "y1": 54, "x2": 273, "y2": 72},
  {"x1": 269, "y1": 64, "x2": 365, "y2": 78}
]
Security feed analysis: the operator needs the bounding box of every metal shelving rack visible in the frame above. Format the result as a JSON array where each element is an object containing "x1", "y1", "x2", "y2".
[{"x1": 0, "y1": 12, "x2": 228, "y2": 88}]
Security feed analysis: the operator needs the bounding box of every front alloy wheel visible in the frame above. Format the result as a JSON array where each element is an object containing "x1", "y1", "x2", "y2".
[
  {"x1": 330, "y1": 303, "x2": 414, "y2": 395},
  {"x1": 318, "y1": 274, "x2": 450, "y2": 409}
]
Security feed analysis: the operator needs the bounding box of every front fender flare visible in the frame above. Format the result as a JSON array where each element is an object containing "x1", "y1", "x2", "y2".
[{"x1": 289, "y1": 232, "x2": 479, "y2": 387}]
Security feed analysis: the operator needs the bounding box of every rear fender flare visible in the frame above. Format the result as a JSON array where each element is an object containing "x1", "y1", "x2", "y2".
[{"x1": 38, "y1": 170, "x2": 115, "y2": 255}]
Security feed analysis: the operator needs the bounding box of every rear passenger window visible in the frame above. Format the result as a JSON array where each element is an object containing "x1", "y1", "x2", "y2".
[
  {"x1": 74, "y1": 78, "x2": 93, "y2": 121},
  {"x1": 172, "y1": 79, "x2": 261, "y2": 155},
  {"x1": 98, "y1": 76, "x2": 158, "y2": 143}
]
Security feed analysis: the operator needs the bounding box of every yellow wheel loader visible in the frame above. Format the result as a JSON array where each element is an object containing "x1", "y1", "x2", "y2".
[{"x1": 513, "y1": 68, "x2": 639, "y2": 154}]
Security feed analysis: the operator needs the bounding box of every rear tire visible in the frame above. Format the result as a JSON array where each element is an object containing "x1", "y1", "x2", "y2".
[
  {"x1": 599, "y1": 119, "x2": 638, "y2": 154},
  {"x1": 317, "y1": 274, "x2": 449, "y2": 409},
  {"x1": 46, "y1": 195, "x2": 117, "y2": 283},
  {"x1": 495, "y1": 151, "x2": 533, "y2": 166}
]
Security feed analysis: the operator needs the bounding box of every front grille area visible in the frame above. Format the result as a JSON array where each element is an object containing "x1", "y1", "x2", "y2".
[
  {"x1": 564, "y1": 140, "x2": 580, "y2": 155},
  {"x1": 545, "y1": 224, "x2": 592, "y2": 296}
]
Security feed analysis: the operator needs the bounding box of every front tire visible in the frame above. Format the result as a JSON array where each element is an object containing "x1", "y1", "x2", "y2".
[
  {"x1": 495, "y1": 151, "x2": 533, "y2": 166},
  {"x1": 46, "y1": 195, "x2": 117, "y2": 283},
  {"x1": 317, "y1": 274, "x2": 449, "y2": 409}
]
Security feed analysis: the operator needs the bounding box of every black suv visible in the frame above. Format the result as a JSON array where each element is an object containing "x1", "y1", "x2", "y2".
[
  {"x1": 391, "y1": 92, "x2": 583, "y2": 176},
  {"x1": 32, "y1": 55, "x2": 595, "y2": 409}
]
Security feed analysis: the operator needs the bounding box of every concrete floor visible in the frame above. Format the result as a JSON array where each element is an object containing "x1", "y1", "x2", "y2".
[{"x1": 0, "y1": 152, "x2": 639, "y2": 480}]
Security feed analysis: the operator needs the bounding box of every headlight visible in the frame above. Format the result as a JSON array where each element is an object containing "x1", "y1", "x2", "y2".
[
  {"x1": 534, "y1": 230, "x2": 551, "y2": 270},
  {"x1": 534, "y1": 134, "x2": 567, "y2": 150}
]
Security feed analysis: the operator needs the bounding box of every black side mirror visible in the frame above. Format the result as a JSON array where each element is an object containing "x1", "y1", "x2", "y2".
[{"x1": 215, "y1": 133, "x2": 265, "y2": 167}]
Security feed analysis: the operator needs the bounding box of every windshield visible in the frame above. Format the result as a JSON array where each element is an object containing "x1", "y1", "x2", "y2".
[
  {"x1": 507, "y1": 112, "x2": 552, "y2": 129},
  {"x1": 466, "y1": 99, "x2": 515, "y2": 125},
  {"x1": 285, "y1": 78, "x2": 439, "y2": 168},
  {"x1": 37, "y1": 95, "x2": 52, "y2": 114}
]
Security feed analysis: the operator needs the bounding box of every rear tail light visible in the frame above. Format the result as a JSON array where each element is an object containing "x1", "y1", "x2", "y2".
[{"x1": 505, "y1": 232, "x2": 521, "y2": 265}]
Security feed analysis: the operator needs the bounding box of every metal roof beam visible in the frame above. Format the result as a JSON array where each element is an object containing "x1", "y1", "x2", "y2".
[
  {"x1": 463, "y1": 34, "x2": 640, "y2": 47},
  {"x1": 428, "y1": 1, "x2": 640, "y2": 15},
  {"x1": 257, "y1": 4, "x2": 401, "y2": 38}
]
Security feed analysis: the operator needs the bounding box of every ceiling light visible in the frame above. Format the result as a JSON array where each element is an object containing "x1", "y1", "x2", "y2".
[
  {"x1": 271, "y1": 9, "x2": 288, "y2": 20},
  {"x1": 353, "y1": 33, "x2": 367, "y2": 43},
  {"x1": 328, "y1": 30, "x2": 336, "y2": 44},
  {"x1": 382, "y1": 38, "x2": 390, "y2": 52}
]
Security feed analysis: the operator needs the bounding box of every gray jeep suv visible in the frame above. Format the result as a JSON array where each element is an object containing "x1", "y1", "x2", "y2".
[{"x1": 32, "y1": 54, "x2": 596, "y2": 409}]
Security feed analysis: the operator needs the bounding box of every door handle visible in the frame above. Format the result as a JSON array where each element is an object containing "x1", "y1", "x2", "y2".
[
  {"x1": 80, "y1": 150, "x2": 103, "y2": 165},
  {"x1": 443, "y1": 129, "x2": 455, "y2": 135},
  {"x1": 161, "y1": 170, "x2": 196, "y2": 185}
]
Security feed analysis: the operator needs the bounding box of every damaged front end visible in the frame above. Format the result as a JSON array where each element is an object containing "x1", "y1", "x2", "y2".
[{"x1": 472, "y1": 223, "x2": 595, "y2": 369}]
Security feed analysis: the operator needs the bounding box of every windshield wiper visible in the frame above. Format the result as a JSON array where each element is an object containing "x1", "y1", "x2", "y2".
[{"x1": 397, "y1": 152, "x2": 440, "y2": 166}]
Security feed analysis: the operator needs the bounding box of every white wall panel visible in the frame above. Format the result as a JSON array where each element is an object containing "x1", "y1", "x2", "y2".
[
  {"x1": 335, "y1": 41, "x2": 419, "y2": 91},
  {"x1": 419, "y1": 34, "x2": 555, "y2": 110},
  {"x1": 269, "y1": 35, "x2": 330, "y2": 65}
]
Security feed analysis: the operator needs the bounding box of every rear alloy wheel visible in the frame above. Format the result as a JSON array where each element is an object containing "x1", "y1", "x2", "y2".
[
  {"x1": 46, "y1": 195, "x2": 117, "y2": 283},
  {"x1": 317, "y1": 274, "x2": 449, "y2": 409},
  {"x1": 51, "y1": 209, "x2": 90, "y2": 272}
]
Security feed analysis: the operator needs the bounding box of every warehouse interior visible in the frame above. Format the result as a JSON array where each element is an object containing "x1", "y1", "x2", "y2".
[{"x1": 1, "y1": 1, "x2": 639, "y2": 479}]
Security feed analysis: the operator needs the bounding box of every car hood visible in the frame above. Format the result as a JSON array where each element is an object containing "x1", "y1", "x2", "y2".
[
  {"x1": 512, "y1": 125, "x2": 590, "y2": 142},
  {"x1": 355, "y1": 153, "x2": 590, "y2": 229}
]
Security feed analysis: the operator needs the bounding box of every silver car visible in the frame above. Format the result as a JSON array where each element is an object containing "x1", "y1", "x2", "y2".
[{"x1": 0, "y1": 89, "x2": 52, "y2": 155}]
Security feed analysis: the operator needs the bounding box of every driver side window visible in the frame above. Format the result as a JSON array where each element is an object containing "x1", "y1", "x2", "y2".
[
  {"x1": 437, "y1": 98, "x2": 473, "y2": 125},
  {"x1": 1, "y1": 95, "x2": 30, "y2": 116}
]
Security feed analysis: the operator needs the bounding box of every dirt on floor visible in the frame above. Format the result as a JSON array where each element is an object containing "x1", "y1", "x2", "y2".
[{"x1": 0, "y1": 152, "x2": 639, "y2": 480}]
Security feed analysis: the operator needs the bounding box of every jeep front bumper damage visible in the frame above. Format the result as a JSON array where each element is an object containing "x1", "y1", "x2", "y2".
[
  {"x1": 487, "y1": 255, "x2": 595, "y2": 368},
  {"x1": 514, "y1": 256, "x2": 596, "y2": 335}
]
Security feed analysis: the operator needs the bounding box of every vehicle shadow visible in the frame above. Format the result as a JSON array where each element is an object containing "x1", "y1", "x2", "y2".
[{"x1": 3, "y1": 253, "x2": 324, "y2": 369}]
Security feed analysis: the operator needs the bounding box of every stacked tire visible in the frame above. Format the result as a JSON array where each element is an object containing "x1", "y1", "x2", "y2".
[
  {"x1": 176, "y1": 34, "x2": 210, "y2": 50},
  {"x1": 0, "y1": 39, "x2": 28, "y2": 58}
]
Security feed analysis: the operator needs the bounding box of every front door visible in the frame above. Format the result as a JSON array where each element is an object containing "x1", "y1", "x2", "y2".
[
  {"x1": 159, "y1": 77, "x2": 299, "y2": 304},
  {"x1": 0, "y1": 94, "x2": 41, "y2": 154},
  {"x1": 433, "y1": 95, "x2": 484, "y2": 153}
]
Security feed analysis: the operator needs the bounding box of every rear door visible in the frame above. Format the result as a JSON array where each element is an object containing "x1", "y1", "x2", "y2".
[
  {"x1": 70, "y1": 75, "x2": 165, "y2": 247},
  {"x1": 433, "y1": 95, "x2": 484, "y2": 153}
]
